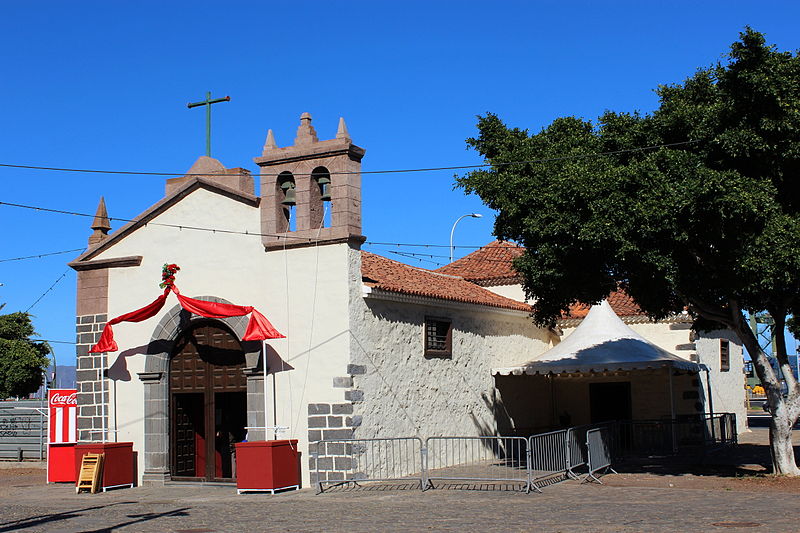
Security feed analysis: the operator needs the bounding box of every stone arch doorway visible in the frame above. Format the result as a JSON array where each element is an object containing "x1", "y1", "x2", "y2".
[{"x1": 169, "y1": 320, "x2": 248, "y2": 482}]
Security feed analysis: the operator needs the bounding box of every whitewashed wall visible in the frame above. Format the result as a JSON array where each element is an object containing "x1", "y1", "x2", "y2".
[
  {"x1": 483, "y1": 283, "x2": 528, "y2": 303},
  {"x1": 349, "y1": 279, "x2": 552, "y2": 441},
  {"x1": 92, "y1": 187, "x2": 351, "y2": 486},
  {"x1": 696, "y1": 329, "x2": 747, "y2": 429}
]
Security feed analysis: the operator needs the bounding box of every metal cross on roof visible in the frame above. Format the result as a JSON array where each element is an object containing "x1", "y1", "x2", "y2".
[{"x1": 187, "y1": 91, "x2": 230, "y2": 157}]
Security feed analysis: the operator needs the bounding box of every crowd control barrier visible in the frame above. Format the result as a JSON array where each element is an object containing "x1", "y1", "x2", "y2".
[{"x1": 312, "y1": 413, "x2": 736, "y2": 495}]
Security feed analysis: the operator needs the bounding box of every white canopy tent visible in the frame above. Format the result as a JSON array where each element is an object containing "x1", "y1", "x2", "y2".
[
  {"x1": 492, "y1": 300, "x2": 713, "y2": 424},
  {"x1": 494, "y1": 301, "x2": 706, "y2": 376}
]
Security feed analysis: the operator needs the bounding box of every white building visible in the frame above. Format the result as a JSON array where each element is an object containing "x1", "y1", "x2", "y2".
[{"x1": 69, "y1": 114, "x2": 745, "y2": 487}]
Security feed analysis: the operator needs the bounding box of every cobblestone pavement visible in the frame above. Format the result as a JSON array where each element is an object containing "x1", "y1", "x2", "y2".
[
  {"x1": 2, "y1": 429, "x2": 797, "y2": 533},
  {"x1": 2, "y1": 471, "x2": 797, "y2": 532}
]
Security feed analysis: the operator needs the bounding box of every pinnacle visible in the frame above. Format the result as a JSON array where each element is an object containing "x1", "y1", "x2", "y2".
[
  {"x1": 88, "y1": 196, "x2": 111, "y2": 245},
  {"x1": 336, "y1": 117, "x2": 350, "y2": 140},
  {"x1": 92, "y1": 196, "x2": 111, "y2": 232},
  {"x1": 294, "y1": 112, "x2": 318, "y2": 145},
  {"x1": 263, "y1": 129, "x2": 278, "y2": 152}
]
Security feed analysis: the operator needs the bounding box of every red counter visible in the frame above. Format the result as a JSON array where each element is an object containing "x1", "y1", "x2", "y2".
[
  {"x1": 74, "y1": 442, "x2": 135, "y2": 491},
  {"x1": 48, "y1": 444, "x2": 76, "y2": 483},
  {"x1": 235, "y1": 440, "x2": 299, "y2": 494}
]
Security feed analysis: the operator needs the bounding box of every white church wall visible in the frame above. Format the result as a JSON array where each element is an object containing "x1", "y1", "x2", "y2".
[
  {"x1": 90, "y1": 188, "x2": 353, "y2": 486},
  {"x1": 483, "y1": 283, "x2": 528, "y2": 303},
  {"x1": 696, "y1": 329, "x2": 747, "y2": 430},
  {"x1": 260, "y1": 242, "x2": 353, "y2": 488},
  {"x1": 349, "y1": 282, "x2": 551, "y2": 441},
  {"x1": 341, "y1": 289, "x2": 551, "y2": 483}
]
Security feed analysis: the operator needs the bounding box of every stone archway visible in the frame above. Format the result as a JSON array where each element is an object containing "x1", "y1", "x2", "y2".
[{"x1": 137, "y1": 296, "x2": 264, "y2": 485}]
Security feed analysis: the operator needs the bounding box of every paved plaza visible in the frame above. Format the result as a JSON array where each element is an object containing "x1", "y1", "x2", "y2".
[
  {"x1": 1, "y1": 428, "x2": 798, "y2": 533},
  {"x1": 2, "y1": 476, "x2": 797, "y2": 533}
]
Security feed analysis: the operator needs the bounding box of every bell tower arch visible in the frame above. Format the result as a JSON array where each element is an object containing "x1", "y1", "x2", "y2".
[{"x1": 254, "y1": 113, "x2": 366, "y2": 250}]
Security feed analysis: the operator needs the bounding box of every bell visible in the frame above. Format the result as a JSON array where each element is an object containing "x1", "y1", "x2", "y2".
[
  {"x1": 281, "y1": 187, "x2": 296, "y2": 206},
  {"x1": 317, "y1": 176, "x2": 331, "y2": 201}
]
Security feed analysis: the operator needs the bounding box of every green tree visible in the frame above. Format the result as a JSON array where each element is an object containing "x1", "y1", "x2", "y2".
[
  {"x1": 458, "y1": 28, "x2": 800, "y2": 474},
  {"x1": 0, "y1": 312, "x2": 51, "y2": 398},
  {"x1": 789, "y1": 316, "x2": 799, "y2": 341}
]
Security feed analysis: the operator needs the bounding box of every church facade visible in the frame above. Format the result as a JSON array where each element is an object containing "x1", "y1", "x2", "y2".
[{"x1": 69, "y1": 114, "x2": 745, "y2": 487}]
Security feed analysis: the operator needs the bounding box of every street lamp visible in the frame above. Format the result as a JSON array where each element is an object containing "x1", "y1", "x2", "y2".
[{"x1": 450, "y1": 213, "x2": 483, "y2": 263}]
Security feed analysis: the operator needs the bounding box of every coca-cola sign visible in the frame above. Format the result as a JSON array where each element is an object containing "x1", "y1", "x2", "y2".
[{"x1": 48, "y1": 389, "x2": 77, "y2": 407}]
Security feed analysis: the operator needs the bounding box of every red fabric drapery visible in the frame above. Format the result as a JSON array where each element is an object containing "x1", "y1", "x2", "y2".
[{"x1": 89, "y1": 285, "x2": 284, "y2": 353}]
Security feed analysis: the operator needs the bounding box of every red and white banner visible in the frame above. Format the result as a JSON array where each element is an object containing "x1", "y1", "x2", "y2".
[{"x1": 48, "y1": 389, "x2": 77, "y2": 444}]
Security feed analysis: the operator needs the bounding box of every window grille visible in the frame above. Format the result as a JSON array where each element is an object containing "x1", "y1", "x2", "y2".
[
  {"x1": 720, "y1": 339, "x2": 730, "y2": 372},
  {"x1": 424, "y1": 317, "x2": 452, "y2": 358}
]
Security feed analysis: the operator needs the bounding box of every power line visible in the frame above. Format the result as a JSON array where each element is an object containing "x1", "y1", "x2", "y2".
[
  {"x1": 32, "y1": 339, "x2": 76, "y2": 345},
  {"x1": 0, "y1": 200, "x2": 316, "y2": 243},
  {"x1": 0, "y1": 199, "x2": 510, "y2": 249},
  {"x1": 365, "y1": 241, "x2": 521, "y2": 250},
  {"x1": 0, "y1": 248, "x2": 86, "y2": 263},
  {"x1": 367, "y1": 246, "x2": 521, "y2": 264},
  {"x1": 26, "y1": 268, "x2": 71, "y2": 313},
  {"x1": 0, "y1": 139, "x2": 700, "y2": 178}
]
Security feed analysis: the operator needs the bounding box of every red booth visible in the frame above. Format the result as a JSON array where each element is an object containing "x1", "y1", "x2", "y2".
[
  {"x1": 47, "y1": 389, "x2": 77, "y2": 483},
  {"x1": 74, "y1": 442, "x2": 135, "y2": 491},
  {"x1": 235, "y1": 440, "x2": 300, "y2": 494}
]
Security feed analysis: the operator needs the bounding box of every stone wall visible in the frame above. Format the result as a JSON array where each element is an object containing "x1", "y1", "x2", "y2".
[
  {"x1": 349, "y1": 294, "x2": 551, "y2": 442},
  {"x1": 74, "y1": 313, "x2": 108, "y2": 442},
  {"x1": 306, "y1": 401, "x2": 361, "y2": 484}
]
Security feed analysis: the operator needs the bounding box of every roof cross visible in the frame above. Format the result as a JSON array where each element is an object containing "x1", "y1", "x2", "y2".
[{"x1": 187, "y1": 91, "x2": 230, "y2": 157}]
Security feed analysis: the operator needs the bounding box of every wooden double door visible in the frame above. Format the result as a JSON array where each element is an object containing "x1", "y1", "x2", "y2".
[{"x1": 169, "y1": 322, "x2": 248, "y2": 482}]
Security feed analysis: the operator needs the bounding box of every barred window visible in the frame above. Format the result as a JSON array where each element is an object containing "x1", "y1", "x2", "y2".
[
  {"x1": 720, "y1": 339, "x2": 730, "y2": 372},
  {"x1": 424, "y1": 317, "x2": 452, "y2": 358}
]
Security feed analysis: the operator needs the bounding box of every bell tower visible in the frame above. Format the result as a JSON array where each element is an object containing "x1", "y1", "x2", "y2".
[{"x1": 254, "y1": 113, "x2": 366, "y2": 250}]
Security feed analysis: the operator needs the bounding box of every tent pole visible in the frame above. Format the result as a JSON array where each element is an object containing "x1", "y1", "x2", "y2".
[
  {"x1": 101, "y1": 353, "x2": 106, "y2": 444},
  {"x1": 705, "y1": 368, "x2": 716, "y2": 441},
  {"x1": 268, "y1": 339, "x2": 278, "y2": 440},
  {"x1": 668, "y1": 367, "x2": 676, "y2": 452},
  {"x1": 272, "y1": 373, "x2": 278, "y2": 441},
  {"x1": 549, "y1": 374, "x2": 557, "y2": 427}
]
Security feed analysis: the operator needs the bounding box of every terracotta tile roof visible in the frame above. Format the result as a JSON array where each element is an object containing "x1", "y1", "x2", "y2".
[
  {"x1": 566, "y1": 290, "x2": 644, "y2": 319},
  {"x1": 435, "y1": 240, "x2": 648, "y2": 319},
  {"x1": 434, "y1": 241, "x2": 525, "y2": 286},
  {"x1": 361, "y1": 251, "x2": 531, "y2": 312}
]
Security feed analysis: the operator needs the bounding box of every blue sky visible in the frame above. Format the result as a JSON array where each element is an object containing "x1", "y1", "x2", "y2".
[{"x1": 2, "y1": 1, "x2": 799, "y2": 367}]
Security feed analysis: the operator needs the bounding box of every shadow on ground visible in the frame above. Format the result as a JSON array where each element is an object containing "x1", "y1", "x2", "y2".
[{"x1": 613, "y1": 441, "x2": 800, "y2": 478}]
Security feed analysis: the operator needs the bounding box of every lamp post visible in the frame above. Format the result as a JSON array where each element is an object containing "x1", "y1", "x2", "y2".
[{"x1": 450, "y1": 213, "x2": 482, "y2": 263}]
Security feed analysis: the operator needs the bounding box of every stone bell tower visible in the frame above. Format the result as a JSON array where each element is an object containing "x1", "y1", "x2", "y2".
[{"x1": 254, "y1": 113, "x2": 366, "y2": 250}]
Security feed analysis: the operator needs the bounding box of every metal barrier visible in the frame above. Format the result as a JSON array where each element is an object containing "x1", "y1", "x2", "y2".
[
  {"x1": 425, "y1": 436, "x2": 533, "y2": 492},
  {"x1": 312, "y1": 413, "x2": 736, "y2": 495},
  {"x1": 703, "y1": 413, "x2": 737, "y2": 447},
  {"x1": 565, "y1": 425, "x2": 591, "y2": 478},
  {"x1": 0, "y1": 402, "x2": 46, "y2": 461},
  {"x1": 618, "y1": 414, "x2": 737, "y2": 457},
  {"x1": 528, "y1": 429, "x2": 568, "y2": 483},
  {"x1": 584, "y1": 427, "x2": 616, "y2": 483},
  {"x1": 312, "y1": 437, "x2": 425, "y2": 493}
]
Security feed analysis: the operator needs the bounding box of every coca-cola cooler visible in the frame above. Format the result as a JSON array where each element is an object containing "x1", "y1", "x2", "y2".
[{"x1": 47, "y1": 389, "x2": 77, "y2": 483}]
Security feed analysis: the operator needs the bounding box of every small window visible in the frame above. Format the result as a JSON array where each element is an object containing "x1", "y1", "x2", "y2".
[
  {"x1": 424, "y1": 317, "x2": 452, "y2": 358},
  {"x1": 720, "y1": 339, "x2": 730, "y2": 372}
]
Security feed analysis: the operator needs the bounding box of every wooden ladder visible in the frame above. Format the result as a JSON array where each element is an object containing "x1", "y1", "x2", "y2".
[{"x1": 76, "y1": 453, "x2": 104, "y2": 494}]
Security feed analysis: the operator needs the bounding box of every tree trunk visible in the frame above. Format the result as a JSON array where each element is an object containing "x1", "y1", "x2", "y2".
[{"x1": 730, "y1": 312, "x2": 800, "y2": 475}]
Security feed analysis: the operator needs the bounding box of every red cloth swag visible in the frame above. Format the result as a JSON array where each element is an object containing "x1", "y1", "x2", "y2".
[
  {"x1": 89, "y1": 285, "x2": 283, "y2": 353},
  {"x1": 90, "y1": 289, "x2": 170, "y2": 353},
  {"x1": 172, "y1": 287, "x2": 285, "y2": 341}
]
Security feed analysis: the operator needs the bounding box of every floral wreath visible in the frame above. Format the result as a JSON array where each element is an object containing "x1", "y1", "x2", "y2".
[{"x1": 159, "y1": 263, "x2": 181, "y2": 289}]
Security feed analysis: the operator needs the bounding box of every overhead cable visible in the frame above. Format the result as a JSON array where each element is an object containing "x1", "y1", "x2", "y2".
[
  {"x1": 0, "y1": 200, "x2": 506, "y2": 249},
  {"x1": 0, "y1": 248, "x2": 86, "y2": 263},
  {"x1": 0, "y1": 140, "x2": 700, "y2": 178},
  {"x1": 26, "y1": 268, "x2": 71, "y2": 312}
]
